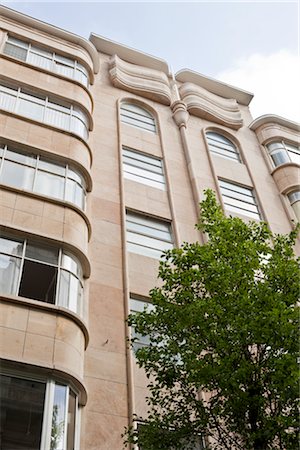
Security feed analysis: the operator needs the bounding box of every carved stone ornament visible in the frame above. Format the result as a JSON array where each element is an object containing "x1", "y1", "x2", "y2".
[
  {"x1": 179, "y1": 82, "x2": 243, "y2": 129},
  {"x1": 109, "y1": 55, "x2": 172, "y2": 105}
]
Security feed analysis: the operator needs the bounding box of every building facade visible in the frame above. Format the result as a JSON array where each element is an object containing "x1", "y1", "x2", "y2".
[{"x1": 0, "y1": 6, "x2": 299, "y2": 450}]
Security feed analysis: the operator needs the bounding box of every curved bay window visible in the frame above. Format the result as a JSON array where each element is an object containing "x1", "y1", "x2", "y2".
[
  {"x1": 4, "y1": 35, "x2": 89, "y2": 87},
  {"x1": 0, "y1": 235, "x2": 83, "y2": 315},
  {"x1": 288, "y1": 190, "x2": 300, "y2": 221},
  {"x1": 0, "y1": 84, "x2": 89, "y2": 141},
  {"x1": 0, "y1": 373, "x2": 78, "y2": 450},
  {"x1": 267, "y1": 141, "x2": 300, "y2": 167},
  {"x1": 0, "y1": 144, "x2": 86, "y2": 210}
]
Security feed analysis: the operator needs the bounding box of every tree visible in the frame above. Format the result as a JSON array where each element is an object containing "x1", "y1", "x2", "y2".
[{"x1": 125, "y1": 190, "x2": 299, "y2": 450}]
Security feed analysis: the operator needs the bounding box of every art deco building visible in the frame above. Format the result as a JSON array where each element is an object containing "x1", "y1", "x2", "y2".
[{"x1": 0, "y1": 5, "x2": 299, "y2": 450}]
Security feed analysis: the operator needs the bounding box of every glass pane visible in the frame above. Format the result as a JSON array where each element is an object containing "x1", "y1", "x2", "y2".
[
  {"x1": 61, "y1": 253, "x2": 81, "y2": 277},
  {"x1": 270, "y1": 151, "x2": 289, "y2": 166},
  {"x1": 70, "y1": 116, "x2": 88, "y2": 140},
  {"x1": 58, "y1": 270, "x2": 81, "y2": 313},
  {"x1": 0, "y1": 236, "x2": 24, "y2": 256},
  {"x1": 35, "y1": 171, "x2": 65, "y2": 200},
  {"x1": 65, "y1": 179, "x2": 85, "y2": 209},
  {"x1": 25, "y1": 243, "x2": 58, "y2": 264},
  {"x1": 19, "y1": 260, "x2": 57, "y2": 304},
  {"x1": 28, "y1": 52, "x2": 52, "y2": 71},
  {"x1": 0, "y1": 374, "x2": 46, "y2": 450},
  {"x1": 0, "y1": 254, "x2": 21, "y2": 296},
  {"x1": 5, "y1": 148, "x2": 36, "y2": 167},
  {"x1": 4, "y1": 42, "x2": 28, "y2": 61},
  {"x1": 66, "y1": 390, "x2": 76, "y2": 450},
  {"x1": 51, "y1": 384, "x2": 67, "y2": 450},
  {"x1": 19, "y1": 97, "x2": 44, "y2": 121},
  {"x1": 38, "y1": 158, "x2": 66, "y2": 176},
  {"x1": 56, "y1": 64, "x2": 74, "y2": 79},
  {"x1": 1, "y1": 160, "x2": 35, "y2": 190},
  {"x1": 0, "y1": 89, "x2": 17, "y2": 111},
  {"x1": 44, "y1": 108, "x2": 70, "y2": 130},
  {"x1": 7, "y1": 36, "x2": 29, "y2": 48}
]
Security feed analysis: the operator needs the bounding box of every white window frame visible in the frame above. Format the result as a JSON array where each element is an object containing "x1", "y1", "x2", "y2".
[
  {"x1": 0, "y1": 235, "x2": 84, "y2": 316},
  {"x1": 120, "y1": 103, "x2": 156, "y2": 133},
  {"x1": 219, "y1": 179, "x2": 261, "y2": 220},
  {"x1": 267, "y1": 141, "x2": 300, "y2": 167},
  {"x1": 0, "y1": 84, "x2": 89, "y2": 140},
  {"x1": 4, "y1": 35, "x2": 89, "y2": 87},
  {"x1": 0, "y1": 144, "x2": 87, "y2": 210},
  {"x1": 0, "y1": 371, "x2": 79, "y2": 450},
  {"x1": 206, "y1": 131, "x2": 241, "y2": 162},
  {"x1": 122, "y1": 146, "x2": 166, "y2": 190},
  {"x1": 126, "y1": 211, "x2": 173, "y2": 259}
]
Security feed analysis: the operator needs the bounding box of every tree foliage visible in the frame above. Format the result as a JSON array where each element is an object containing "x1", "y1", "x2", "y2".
[{"x1": 125, "y1": 190, "x2": 299, "y2": 450}]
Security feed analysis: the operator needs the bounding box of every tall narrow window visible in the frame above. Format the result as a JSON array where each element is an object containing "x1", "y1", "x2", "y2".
[
  {"x1": 122, "y1": 147, "x2": 165, "y2": 190},
  {"x1": 267, "y1": 141, "x2": 300, "y2": 167},
  {"x1": 288, "y1": 190, "x2": 300, "y2": 221},
  {"x1": 126, "y1": 212, "x2": 173, "y2": 258},
  {"x1": 0, "y1": 374, "x2": 78, "y2": 450},
  {"x1": 4, "y1": 35, "x2": 89, "y2": 87},
  {"x1": 0, "y1": 84, "x2": 89, "y2": 140},
  {"x1": 120, "y1": 103, "x2": 156, "y2": 133},
  {"x1": 219, "y1": 179, "x2": 261, "y2": 220},
  {"x1": 0, "y1": 235, "x2": 83, "y2": 315},
  {"x1": 0, "y1": 144, "x2": 87, "y2": 209},
  {"x1": 206, "y1": 132, "x2": 241, "y2": 162},
  {"x1": 130, "y1": 295, "x2": 154, "y2": 351}
]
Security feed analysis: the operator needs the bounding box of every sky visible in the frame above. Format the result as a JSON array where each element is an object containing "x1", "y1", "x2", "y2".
[{"x1": 2, "y1": 1, "x2": 300, "y2": 122}]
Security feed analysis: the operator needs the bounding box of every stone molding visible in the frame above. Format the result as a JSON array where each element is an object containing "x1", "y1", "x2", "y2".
[
  {"x1": 179, "y1": 82, "x2": 243, "y2": 129},
  {"x1": 109, "y1": 54, "x2": 172, "y2": 105}
]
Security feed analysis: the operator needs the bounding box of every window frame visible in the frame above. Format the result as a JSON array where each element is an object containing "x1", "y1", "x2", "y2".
[
  {"x1": 126, "y1": 211, "x2": 173, "y2": 259},
  {"x1": 0, "y1": 143, "x2": 87, "y2": 210},
  {"x1": 122, "y1": 146, "x2": 166, "y2": 190},
  {"x1": 0, "y1": 83, "x2": 89, "y2": 141},
  {"x1": 4, "y1": 35, "x2": 90, "y2": 88},
  {"x1": 0, "y1": 235, "x2": 84, "y2": 316},
  {"x1": 206, "y1": 131, "x2": 242, "y2": 163},
  {"x1": 219, "y1": 179, "x2": 262, "y2": 220},
  {"x1": 267, "y1": 140, "x2": 300, "y2": 167},
  {"x1": 120, "y1": 102, "x2": 157, "y2": 133}
]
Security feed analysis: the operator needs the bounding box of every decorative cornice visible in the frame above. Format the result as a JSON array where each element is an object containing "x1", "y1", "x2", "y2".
[
  {"x1": 250, "y1": 114, "x2": 300, "y2": 132},
  {"x1": 109, "y1": 55, "x2": 172, "y2": 105},
  {"x1": 179, "y1": 82, "x2": 243, "y2": 129}
]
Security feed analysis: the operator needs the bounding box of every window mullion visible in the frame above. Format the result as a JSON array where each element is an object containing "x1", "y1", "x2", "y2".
[
  {"x1": 55, "y1": 249, "x2": 62, "y2": 307},
  {"x1": 63, "y1": 386, "x2": 70, "y2": 450},
  {"x1": 16, "y1": 239, "x2": 26, "y2": 296},
  {"x1": 0, "y1": 144, "x2": 7, "y2": 178},
  {"x1": 41, "y1": 380, "x2": 55, "y2": 450}
]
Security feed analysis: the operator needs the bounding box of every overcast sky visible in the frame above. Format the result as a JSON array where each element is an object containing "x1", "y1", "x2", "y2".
[{"x1": 3, "y1": 1, "x2": 299, "y2": 122}]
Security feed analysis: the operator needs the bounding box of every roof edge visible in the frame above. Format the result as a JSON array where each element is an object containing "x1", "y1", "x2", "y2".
[
  {"x1": 250, "y1": 114, "x2": 300, "y2": 132},
  {"x1": 175, "y1": 69, "x2": 254, "y2": 106},
  {"x1": 0, "y1": 5, "x2": 99, "y2": 73},
  {"x1": 90, "y1": 33, "x2": 170, "y2": 75}
]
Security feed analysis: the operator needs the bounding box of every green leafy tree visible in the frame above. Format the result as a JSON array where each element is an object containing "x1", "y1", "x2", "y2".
[{"x1": 125, "y1": 190, "x2": 299, "y2": 450}]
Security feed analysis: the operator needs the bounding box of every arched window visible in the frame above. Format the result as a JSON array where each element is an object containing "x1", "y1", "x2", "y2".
[
  {"x1": 267, "y1": 141, "x2": 300, "y2": 167},
  {"x1": 120, "y1": 102, "x2": 156, "y2": 133},
  {"x1": 206, "y1": 131, "x2": 241, "y2": 162}
]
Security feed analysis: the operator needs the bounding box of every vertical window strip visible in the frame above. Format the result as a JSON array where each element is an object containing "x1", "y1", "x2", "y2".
[
  {"x1": 219, "y1": 179, "x2": 261, "y2": 220},
  {"x1": 129, "y1": 295, "x2": 154, "y2": 350},
  {"x1": 4, "y1": 35, "x2": 89, "y2": 87},
  {"x1": 122, "y1": 146, "x2": 166, "y2": 190},
  {"x1": 0, "y1": 84, "x2": 89, "y2": 140},
  {"x1": 126, "y1": 212, "x2": 173, "y2": 258},
  {"x1": 120, "y1": 103, "x2": 156, "y2": 133},
  {"x1": 206, "y1": 132, "x2": 241, "y2": 162},
  {"x1": 0, "y1": 144, "x2": 86, "y2": 209}
]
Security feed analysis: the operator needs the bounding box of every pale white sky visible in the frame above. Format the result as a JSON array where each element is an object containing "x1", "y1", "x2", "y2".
[{"x1": 2, "y1": 1, "x2": 300, "y2": 122}]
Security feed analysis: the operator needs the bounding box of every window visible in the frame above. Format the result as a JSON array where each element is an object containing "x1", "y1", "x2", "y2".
[
  {"x1": 120, "y1": 103, "x2": 156, "y2": 133},
  {"x1": 0, "y1": 144, "x2": 86, "y2": 209},
  {"x1": 4, "y1": 35, "x2": 89, "y2": 87},
  {"x1": 0, "y1": 235, "x2": 83, "y2": 315},
  {"x1": 0, "y1": 84, "x2": 89, "y2": 140},
  {"x1": 126, "y1": 212, "x2": 173, "y2": 259},
  {"x1": 206, "y1": 131, "x2": 241, "y2": 162},
  {"x1": 130, "y1": 296, "x2": 154, "y2": 351},
  {"x1": 122, "y1": 146, "x2": 165, "y2": 190},
  {"x1": 267, "y1": 141, "x2": 300, "y2": 167},
  {"x1": 0, "y1": 373, "x2": 78, "y2": 450},
  {"x1": 219, "y1": 179, "x2": 261, "y2": 220},
  {"x1": 288, "y1": 190, "x2": 300, "y2": 221}
]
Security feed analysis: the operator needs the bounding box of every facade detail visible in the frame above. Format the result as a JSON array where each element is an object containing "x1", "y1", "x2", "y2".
[{"x1": 0, "y1": 5, "x2": 299, "y2": 450}]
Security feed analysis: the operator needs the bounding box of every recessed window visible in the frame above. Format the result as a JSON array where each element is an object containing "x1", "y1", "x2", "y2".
[
  {"x1": 122, "y1": 146, "x2": 165, "y2": 190},
  {"x1": 126, "y1": 212, "x2": 173, "y2": 259},
  {"x1": 120, "y1": 103, "x2": 156, "y2": 133},
  {"x1": 206, "y1": 132, "x2": 241, "y2": 162},
  {"x1": 0, "y1": 235, "x2": 83, "y2": 315},
  {"x1": 267, "y1": 141, "x2": 300, "y2": 167},
  {"x1": 288, "y1": 190, "x2": 300, "y2": 221},
  {"x1": 130, "y1": 295, "x2": 154, "y2": 351},
  {"x1": 0, "y1": 84, "x2": 89, "y2": 140},
  {"x1": 0, "y1": 144, "x2": 87, "y2": 209},
  {"x1": 0, "y1": 373, "x2": 78, "y2": 450},
  {"x1": 219, "y1": 179, "x2": 261, "y2": 220},
  {"x1": 4, "y1": 35, "x2": 89, "y2": 87}
]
